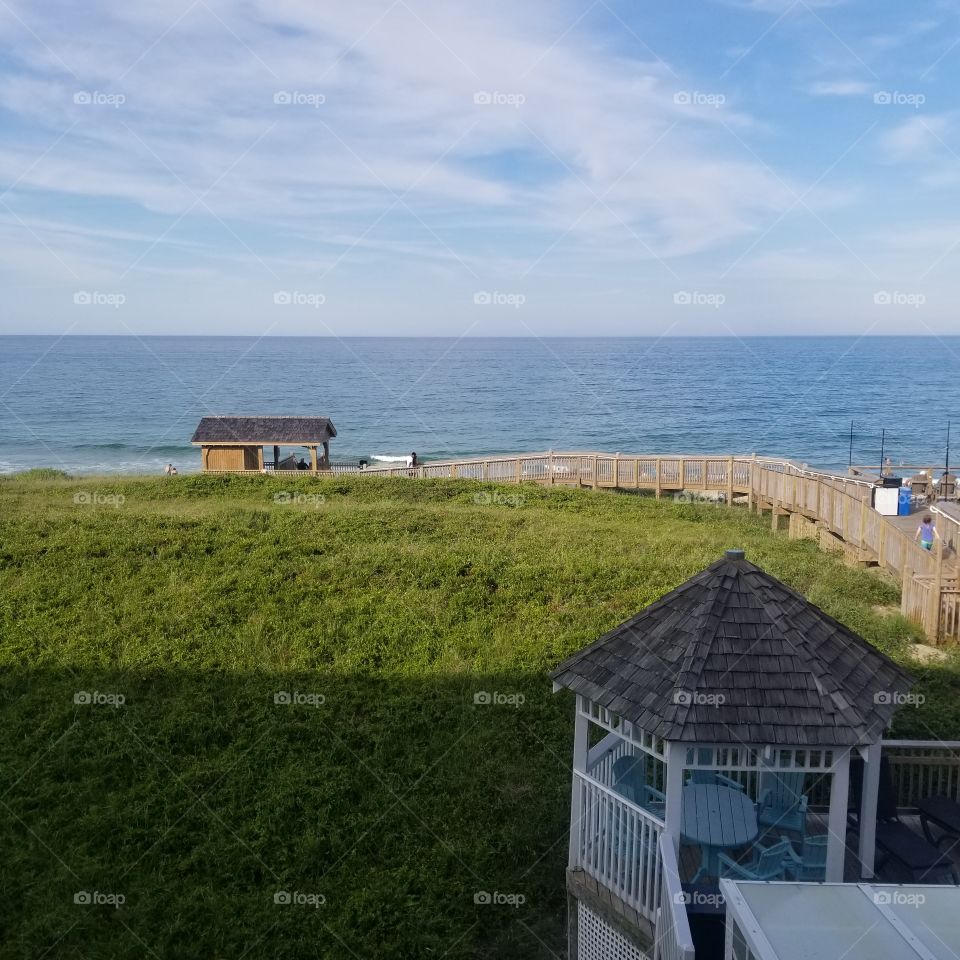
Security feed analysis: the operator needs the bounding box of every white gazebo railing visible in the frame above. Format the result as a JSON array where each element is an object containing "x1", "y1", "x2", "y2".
[
  {"x1": 653, "y1": 835, "x2": 696, "y2": 960},
  {"x1": 571, "y1": 770, "x2": 665, "y2": 922}
]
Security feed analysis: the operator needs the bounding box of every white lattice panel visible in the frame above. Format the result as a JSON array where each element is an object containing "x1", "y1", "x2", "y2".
[{"x1": 577, "y1": 901, "x2": 650, "y2": 960}]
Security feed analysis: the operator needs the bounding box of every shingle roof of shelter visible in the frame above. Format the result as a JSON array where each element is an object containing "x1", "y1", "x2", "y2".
[
  {"x1": 191, "y1": 416, "x2": 337, "y2": 444},
  {"x1": 550, "y1": 551, "x2": 913, "y2": 746}
]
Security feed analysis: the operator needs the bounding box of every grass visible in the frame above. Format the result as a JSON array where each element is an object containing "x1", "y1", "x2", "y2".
[{"x1": 2, "y1": 472, "x2": 959, "y2": 958}]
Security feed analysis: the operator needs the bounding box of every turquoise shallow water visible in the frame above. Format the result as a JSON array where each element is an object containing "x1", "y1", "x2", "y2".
[{"x1": 0, "y1": 336, "x2": 957, "y2": 474}]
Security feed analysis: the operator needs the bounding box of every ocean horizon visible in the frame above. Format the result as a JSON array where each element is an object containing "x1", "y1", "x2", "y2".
[{"x1": 1, "y1": 334, "x2": 957, "y2": 475}]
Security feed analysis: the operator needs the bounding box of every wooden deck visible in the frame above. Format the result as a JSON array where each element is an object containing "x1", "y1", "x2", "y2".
[{"x1": 205, "y1": 451, "x2": 960, "y2": 643}]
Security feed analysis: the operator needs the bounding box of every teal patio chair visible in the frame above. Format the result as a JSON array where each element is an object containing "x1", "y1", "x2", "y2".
[
  {"x1": 758, "y1": 771, "x2": 808, "y2": 839},
  {"x1": 783, "y1": 834, "x2": 828, "y2": 881},
  {"x1": 612, "y1": 755, "x2": 666, "y2": 815},
  {"x1": 718, "y1": 838, "x2": 794, "y2": 881},
  {"x1": 688, "y1": 769, "x2": 745, "y2": 791}
]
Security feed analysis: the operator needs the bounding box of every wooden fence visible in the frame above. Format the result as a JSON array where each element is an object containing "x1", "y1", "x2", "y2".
[{"x1": 205, "y1": 450, "x2": 960, "y2": 642}]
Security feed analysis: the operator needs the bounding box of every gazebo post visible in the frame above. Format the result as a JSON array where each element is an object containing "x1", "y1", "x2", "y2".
[
  {"x1": 825, "y1": 749, "x2": 851, "y2": 882},
  {"x1": 567, "y1": 699, "x2": 590, "y2": 868},
  {"x1": 663, "y1": 741, "x2": 686, "y2": 854},
  {"x1": 858, "y1": 740, "x2": 882, "y2": 878}
]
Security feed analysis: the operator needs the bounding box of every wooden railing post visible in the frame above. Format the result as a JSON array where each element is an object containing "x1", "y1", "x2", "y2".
[
  {"x1": 591, "y1": 456, "x2": 598, "y2": 489},
  {"x1": 634, "y1": 458, "x2": 640, "y2": 490},
  {"x1": 727, "y1": 456, "x2": 734, "y2": 506},
  {"x1": 655, "y1": 458, "x2": 662, "y2": 499},
  {"x1": 930, "y1": 535, "x2": 945, "y2": 643},
  {"x1": 515, "y1": 458, "x2": 521, "y2": 484},
  {"x1": 612, "y1": 454, "x2": 619, "y2": 489}
]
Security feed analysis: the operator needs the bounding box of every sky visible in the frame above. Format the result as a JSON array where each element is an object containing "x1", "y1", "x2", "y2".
[{"x1": 1, "y1": 0, "x2": 959, "y2": 336}]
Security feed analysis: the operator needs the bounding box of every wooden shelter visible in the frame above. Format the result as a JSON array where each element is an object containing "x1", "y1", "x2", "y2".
[{"x1": 191, "y1": 416, "x2": 336, "y2": 472}]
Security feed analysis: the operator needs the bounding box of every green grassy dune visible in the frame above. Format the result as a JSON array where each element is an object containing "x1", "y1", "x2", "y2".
[{"x1": 2, "y1": 473, "x2": 959, "y2": 959}]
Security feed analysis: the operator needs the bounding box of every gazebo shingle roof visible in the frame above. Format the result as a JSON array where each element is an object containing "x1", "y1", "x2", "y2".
[
  {"x1": 191, "y1": 416, "x2": 336, "y2": 444},
  {"x1": 550, "y1": 552, "x2": 913, "y2": 746}
]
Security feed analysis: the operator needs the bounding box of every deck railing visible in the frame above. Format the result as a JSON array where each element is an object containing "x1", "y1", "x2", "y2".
[
  {"x1": 653, "y1": 836, "x2": 696, "y2": 960},
  {"x1": 202, "y1": 450, "x2": 960, "y2": 642},
  {"x1": 571, "y1": 770, "x2": 664, "y2": 923},
  {"x1": 882, "y1": 741, "x2": 960, "y2": 808}
]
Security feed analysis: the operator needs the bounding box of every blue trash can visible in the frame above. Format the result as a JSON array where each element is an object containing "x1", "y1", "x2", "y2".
[{"x1": 898, "y1": 486, "x2": 912, "y2": 516}]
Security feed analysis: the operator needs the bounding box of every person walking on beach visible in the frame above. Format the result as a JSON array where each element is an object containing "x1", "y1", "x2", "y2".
[
  {"x1": 164, "y1": 463, "x2": 178, "y2": 476},
  {"x1": 916, "y1": 515, "x2": 939, "y2": 551}
]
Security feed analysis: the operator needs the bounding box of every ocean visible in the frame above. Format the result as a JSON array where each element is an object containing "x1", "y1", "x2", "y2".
[{"x1": 0, "y1": 336, "x2": 956, "y2": 475}]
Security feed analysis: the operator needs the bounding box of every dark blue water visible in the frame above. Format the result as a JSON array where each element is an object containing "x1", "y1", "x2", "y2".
[{"x1": 0, "y1": 336, "x2": 956, "y2": 474}]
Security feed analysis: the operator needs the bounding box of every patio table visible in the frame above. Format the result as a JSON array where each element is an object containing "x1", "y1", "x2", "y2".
[{"x1": 682, "y1": 783, "x2": 758, "y2": 879}]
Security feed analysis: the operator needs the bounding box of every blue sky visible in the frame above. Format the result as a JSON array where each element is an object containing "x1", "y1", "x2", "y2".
[{"x1": 1, "y1": 0, "x2": 959, "y2": 335}]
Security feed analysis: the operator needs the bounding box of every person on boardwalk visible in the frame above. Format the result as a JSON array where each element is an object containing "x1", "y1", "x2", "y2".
[{"x1": 916, "y1": 515, "x2": 939, "y2": 551}]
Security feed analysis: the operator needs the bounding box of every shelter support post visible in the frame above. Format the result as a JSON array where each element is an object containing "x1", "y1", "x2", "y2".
[
  {"x1": 826, "y1": 749, "x2": 851, "y2": 882},
  {"x1": 567, "y1": 701, "x2": 589, "y2": 868},
  {"x1": 664, "y1": 741, "x2": 685, "y2": 856},
  {"x1": 858, "y1": 741, "x2": 882, "y2": 879}
]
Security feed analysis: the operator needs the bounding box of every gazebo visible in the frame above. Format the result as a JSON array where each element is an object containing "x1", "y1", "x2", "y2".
[
  {"x1": 551, "y1": 549, "x2": 913, "y2": 959},
  {"x1": 192, "y1": 416, "x2": 336, "y2": 472}
]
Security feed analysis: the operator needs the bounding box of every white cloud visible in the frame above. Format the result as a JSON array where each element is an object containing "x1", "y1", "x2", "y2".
[
  {"x1": 807, "y1": 80, "x2": 871, "y2": 96},
  {"x1": 879, "y1": 115, "x2": 950, "y2": 163}
]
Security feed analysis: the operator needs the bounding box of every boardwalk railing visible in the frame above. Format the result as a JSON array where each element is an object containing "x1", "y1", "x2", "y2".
[
  {"x1": 571, "y1": 770, "x2": 664, "y2": 923},
  {"x1": 882, "y1": 741, "x2": 960, "y2": 808},
  {"x1": 653, "y1": 836, "x2": 696, "y2": 960},
  {"x1": 204, "y1": 450, "x2": 960, "y2": 641}
]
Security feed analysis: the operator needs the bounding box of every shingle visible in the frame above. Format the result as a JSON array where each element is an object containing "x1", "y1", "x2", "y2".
[
  {"x1": 550, "y1": 553, "x2": 914, "y2": 747},
  {"x1": 192, "y1": 416, "x2": 336, "y2": 444}
]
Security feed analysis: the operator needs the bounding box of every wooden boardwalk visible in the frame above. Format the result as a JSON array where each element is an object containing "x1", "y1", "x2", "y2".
[{"x1": 207, "y1": 451, "x2": 960, "y2": 644}]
